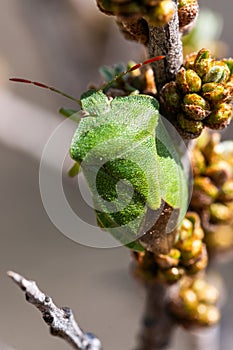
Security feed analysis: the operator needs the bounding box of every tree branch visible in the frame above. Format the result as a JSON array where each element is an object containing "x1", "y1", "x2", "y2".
[
  {"x1": 147, "y1": 0, "x2": 183, "y2": 92},
  {"x1": 135, "y1": 3, "x2": 184, "y2": 350},
  {"x1": 136, "y1": 283, "x2": 175, "y2": 350},
  {"x1": 7, "y1": 271, "x2": 102, "y2": 350}
]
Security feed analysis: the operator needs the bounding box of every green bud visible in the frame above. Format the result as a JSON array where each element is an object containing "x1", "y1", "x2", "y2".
[
  {"x1": 145, "y1": 0, "x2": 175, "y2": 26},
  {"x1": 205, "y1": 102, "x2": 233, "y2": 129},
  {"x1": 160, "y1": 81, "x2": 182, "y2": 113},
  {"x1": 178, "y1": 217, "x2": 193, "y2": 241},
  {"x1": 194, "y1": 176, "x2": 219, "y2": 199},
  {"x1": 223, "y1": 58, "x2": 233, "y2": 75},
  {"x1": 160, "y1": 266, "x2": 185, "y2": 283},
  {"x1": 225, "y1": 76, "x2": 233, "y2": 102},
  {"x1": 202, "y1": 83, "x2": 228, "y2": 103},
  {"x1": 210, "y1": 202, "x2": 232, "y2": 223},
  {"x1": 184, "y1": 52, "x2": 197, "y2": 70},
  {"x1": 195, "y1": 59, "x2": 214, "y2": 78},
  {"x1": 191, "y1": 148, "x2": 206, "y2": 175},
  {"x1": 193, "y1": 280, "x2": 219, "y2": 305},
  {"x1": 182, "y1": 93, "x2": 210, "y2": 120},
  {"x1": 213, "y1": 137, "x2": 233, "y2": 165},
  {"x1": 203, "y1": 61, "x2": 231, "y2": 84},
  {"x1": 195, "y1": 129, "x2": 212, "y2": 151},
  {"x1": 180, "y1": 288, "x2": 198, "y2": 312},
  {"x1": 186, "y1": 246, "x2": 208, "y2": 274},
  {"x1": 185, "y1": 212, "x2": 204, "y2": 240},
  {"x1": 196, "y1": 304, "x2": 220, "y2": 326},
  {"x1": 176, "y1": 67, "x2": 202, "y2": 94},
  {"x1": 169, "y1": 248, "x2": 181, "y2": 260},
  {"x1": 97, "y1": 0, "x2": 141, "y2": 16},
  {"x1": 179, "y1": 239, "x2": 203, "y2": 260},
  {"x1": 191, "y1": 176, "x2": 218, "y2": 208},
  {"x1": 177, "y1": 113, "x2": 203, "y2": 137},
  {"x1": 155, "y1": 248, "x2": 181, "y2": 269},
  {"x1": 220, "y1": 180, "x2": 233, "y2": 201},
  {"x1": 195, "y1": 48, "x2": 211, "y2": 63},
  {"x1": 194, "y1": 48, "x2": 213, "y2": 77},
  {"x1": 205, "y1": 160, "x2": 232, "y2": 186}
]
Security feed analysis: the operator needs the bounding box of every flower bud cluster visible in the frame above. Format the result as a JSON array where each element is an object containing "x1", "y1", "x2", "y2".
[
  {"x1": 97, "y1": 0, "x2": 176, "y2": 27},
  {"x1": 168, "y1": 276, "x2": 220, "y2": 327},
  {"x1": 133, "y1": 212, "x2": 207, "y2": 284},
  {"x1": 160, "y1": 49, "x2": 233, "y2": 138},
  {"x1": 190, "y1": 131, "x2": 233, "y2": 255}
]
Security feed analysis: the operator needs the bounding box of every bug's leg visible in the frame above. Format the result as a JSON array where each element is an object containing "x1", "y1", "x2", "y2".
[
  {"x1": 102, "y1": 55, "x2": 165, "y2": 91},
  {"x1": 68, "y1": 162, "x2": 80, "y2": 178}
]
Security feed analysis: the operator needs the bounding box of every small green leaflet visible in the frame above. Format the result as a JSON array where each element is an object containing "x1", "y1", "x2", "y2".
[{"x1": 69, "y1": 90, "x2": 188, "y2": 250}]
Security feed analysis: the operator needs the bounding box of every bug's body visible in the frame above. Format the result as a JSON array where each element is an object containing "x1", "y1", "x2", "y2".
[
  {"x1": 70, "y1": 90, "x2": 188, "y2": 250},
  {"x1": 10, "y1": 56, "x2": 188, "y2": 252}
]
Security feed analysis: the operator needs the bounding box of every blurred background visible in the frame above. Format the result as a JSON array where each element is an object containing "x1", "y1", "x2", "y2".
[{"x1": 0, "y1": 1, "x2": 233, "y2": 350}]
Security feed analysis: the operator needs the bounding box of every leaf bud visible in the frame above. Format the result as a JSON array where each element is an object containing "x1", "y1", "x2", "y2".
[
  {"x1": 205, "y1": 102, "x2": 233, "y2": 129},
  {"x1": 191, "y1": 177, "x2": 218, "y2": 208},
  {"x1": 225, "y1": 76, "x2": 233, "y2": 102},
  {"x1": 194, "y1": 49, "x2": 213, "y2": 78},
  {"x1": 184, "y1": 52, "x2": 197, "y2": 70},
  {"x1": 160, "y1": 81, "x2": 182, "y2": 113},
  {"x1": 223, "y1": 58, "x2": 233, "y2": 75},
  {"x1": 202, "y1": 82, "x2": 229, "y2": 103},
  {"x1": 145, "y1": 1, "x2": 175, "y2": 27},
  {"x1": 196, "y1": 304, "x2": 220, "y2": 326},
  {"x1": 97, "y1": 0, "x2": 141, "y2": 17},
  {"x1": 179, "y1": 288, "x2": 198, "y2": 312},
  {"x1": 192, "y1": 279, "x2": 219, "y2": 305},
  {"x1": 182, "y1": 93, "x2": 211, "y2": 120},
  {"x1": 176, "y1": 67, "x2": 202, "y2": 94},
  {"x1": 205, "y1": 160, "x2": 232, "y2": 186},
  {"x1": 185, "y1": 212, "x2": 204, "y2": 240},
  {"x1": 186, "y1": 245, "x2": 208, "y2": 274},
  {"x1": 179, "y1": 238, "x2": 203, "y2": 261},
  {"x1": 178, "y1": 217, "x2": 193, "y2": 241},
  {"x1": 210, "y1": 202, "x2": 233, "y2": 223},
  {"x1": 220, "y1": 180, "x2": 233, "y2": 201},
  {"x1": 213, "y1": 139, "x2": 233, "y2": 165},
  {"x1": 178, "y1": 0, "x2": 199, "y2": 30},
  {"x1": 191, "y1": 148, "x2": 206, "y2": 175},
  {"x1": 159, "y1": 266, "x2": 185, "y2": 283},
  {"x1": 202, "y1": 61, "x2": 231, "y2": 84},
  {"x1": 155, "y1": 248, "x2": 181, "y2": 269},
  {"x1": 177, "y1": 113, "x2": 203, "y2": 138}
]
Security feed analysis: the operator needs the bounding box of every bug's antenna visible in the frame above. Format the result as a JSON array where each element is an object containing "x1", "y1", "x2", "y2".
[
  {"x1": 9, "y1": 78, "x2": 82, "y2": 106},
  {"x1": 102, "y1": 56, "x2": 165, "y2": 91}
]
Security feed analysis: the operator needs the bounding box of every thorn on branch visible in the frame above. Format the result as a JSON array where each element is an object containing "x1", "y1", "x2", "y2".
[{"x1": 7, "y1": 271, "x2": 102, "y2": 350}]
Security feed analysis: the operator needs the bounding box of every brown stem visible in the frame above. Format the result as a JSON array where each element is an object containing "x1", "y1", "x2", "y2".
[
  {"x1": 147, "y1": 0, "x2": 183, "y2": 93},
  {"x1": 136, "y1": 3, "x2": 183, "y2": 350},
  {"x1": 136, "y1": 282, "x2": 175, "y2": 350}
]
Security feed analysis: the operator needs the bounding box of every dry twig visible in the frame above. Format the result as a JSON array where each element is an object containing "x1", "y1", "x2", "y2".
[{"x1": 7, "y1": 271, "x2": 102, "y2": 350}]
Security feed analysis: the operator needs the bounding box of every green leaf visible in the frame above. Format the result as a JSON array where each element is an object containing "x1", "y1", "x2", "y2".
[{"x1": 99, "y1": 63, "x2": 126, "y2": 83}]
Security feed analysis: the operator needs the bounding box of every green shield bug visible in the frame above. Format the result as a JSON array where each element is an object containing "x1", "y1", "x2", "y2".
[{"x1": 10, "y1": 56, "x2": 189, "y2": 253}]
